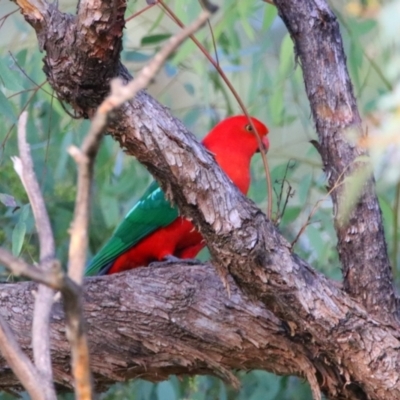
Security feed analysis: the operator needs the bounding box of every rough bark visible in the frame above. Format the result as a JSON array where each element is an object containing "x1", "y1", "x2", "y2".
[
  {"x1": 274, "y1": 0, "x2": 399, "y2": 320},
  {"x1": 0, "y1": 263, "x2": 399, "y2": 400},
  {"x1": 0, "y1": 265, "x2": 306, "y2": 391},
  {"x1": 4, "y1": 0, "x2": 400, "y2": 399}
]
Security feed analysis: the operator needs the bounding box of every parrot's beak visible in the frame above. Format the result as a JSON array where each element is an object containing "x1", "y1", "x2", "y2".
[{"x1": 256, "y1": 136, "x2": 270, "y2": 153}]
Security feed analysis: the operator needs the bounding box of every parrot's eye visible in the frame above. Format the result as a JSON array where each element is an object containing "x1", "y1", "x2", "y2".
[{"x1": 245, "y1": 124, "x2": 253, "y2": 132}]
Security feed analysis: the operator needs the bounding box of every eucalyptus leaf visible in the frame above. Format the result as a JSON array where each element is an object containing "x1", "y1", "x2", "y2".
[
  {"x1": 12, "y1": 219, "x2": 26, "y2": 257},
  {"x1": 141, "y1": 33, "x2": 172, "y2": 46},
  {"x1": 0, "y1": 90, "x2": 17, "y2": 123}
]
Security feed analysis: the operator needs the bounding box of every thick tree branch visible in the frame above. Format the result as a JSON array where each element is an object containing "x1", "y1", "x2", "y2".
[
  {"x1": 0, "y1": 264, "x2": 399, "y2": 400},
  {"x1": 273, "y1": 0, "x2": 398, "y2": 320},
  {"x1": 0, "y1": 265, "x2": 297, "y2": 391}
]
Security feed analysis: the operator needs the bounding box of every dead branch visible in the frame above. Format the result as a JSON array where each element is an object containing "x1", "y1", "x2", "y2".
[
  {"x1": 0, "y1": 316, "x2": 43, "y2": 400},
  {"x1": 14, "y1": 111, "x2": 57, "y2": 399},
  {"x1": 0, "y1": 249, "x2": 61, "y2": 289},
  {"x1": 11, "y1": 112, "x2": 93, "y2": 399}
]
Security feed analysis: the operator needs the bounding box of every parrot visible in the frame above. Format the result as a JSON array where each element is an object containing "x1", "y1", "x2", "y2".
[{"x1": 85, "y1": 115, "x2": 269, "y2": 276}]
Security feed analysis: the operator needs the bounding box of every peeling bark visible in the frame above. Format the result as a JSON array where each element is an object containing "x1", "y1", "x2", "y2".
[{"x1": 5, "y1": 0, "x2": 400, "y2": 399}]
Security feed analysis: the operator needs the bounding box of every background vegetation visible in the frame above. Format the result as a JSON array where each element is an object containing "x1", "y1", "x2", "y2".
[{"x1": 0, "y1": 0, "x2": 399, "y2": 398}]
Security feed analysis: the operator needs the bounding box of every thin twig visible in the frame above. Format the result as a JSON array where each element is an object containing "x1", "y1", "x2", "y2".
[
  {"x1": 0, "y1": 9, "x2": 19, "y2": 30},
  {"x1": 9, "y1": 52, "x2": 54, "y2": 97},
  {"x1": 158, "y1": 0, "x2": 273, "y2": 219},
  {"x1": 291, "y1": 167, "x2": 349, "y2": 249},
  {"x1": 0, "y1": 316, "x2": 44, "y2": 400},
  {"x1": 125, "y1": 2, "x2": 157, "y2": 22},
  {"x1": 274, "y1": 181, "x2": 294, "y2": 226},
  {"x1": 275, "y1": 160, "x2": 295, "y2": 222},
  {"x1": 1, "y1": 82, "x2": 44, "y2": 154},
  {"x1": 7, "y1": 87, "x2": 40, "y2": 100},
  {"x1": 15, "y1": 112, "x2": 57, "y2": 400},
  {"x1": 206, "y1": 19, "x2": 219, "y2": 66},
  {"x1": 0, "y1": 248, "x2": 61, "y2": 288}
]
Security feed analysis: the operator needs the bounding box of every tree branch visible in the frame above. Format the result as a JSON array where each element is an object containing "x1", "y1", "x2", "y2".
[
  {"x1": 12, "y1": 113, "x2": 94, "y2": 399},
  {"x1": 0, "y1": 316, "x2": 44, "y2": 400},
  {"x1": 13, "y1": 112, "x2": 57, "y2": 399},
  {"x1": 0, "y1": 249, "x2": 61, "y2": 289},
  {"x1": 0, "y1": 264, "x2": 398, "y2": 400},
  {"x1": 273, "y1": 0, "x2": 398, "y2": 321}
]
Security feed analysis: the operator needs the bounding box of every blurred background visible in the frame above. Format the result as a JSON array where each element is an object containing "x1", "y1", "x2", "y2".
[{"x1": 0, "y1": 0, "x2": 399, "y2": 398}]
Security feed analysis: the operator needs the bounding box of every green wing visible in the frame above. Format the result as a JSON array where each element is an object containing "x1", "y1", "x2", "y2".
[{"x1": 85, "y1": 181, "x2": 178, "y2": 276}]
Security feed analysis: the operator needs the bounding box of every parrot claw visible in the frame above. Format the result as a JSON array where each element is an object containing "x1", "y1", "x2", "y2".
[
  {"x1": 149, "y1": 255, "x2": 201, "y2": 268},
  {"x1": 164, "y1": 255, "x2": 201, "y2": 265}
]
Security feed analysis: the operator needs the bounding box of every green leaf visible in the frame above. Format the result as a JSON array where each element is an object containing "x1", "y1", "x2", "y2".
[
  {"x1": 298, "y1": 173, "x2": 313, "y2": 204},
  {"x1": 170, "y1": 40, "x2": 197, "y2": 66},
  {"x1": 269, "y1": 87, "x2": 284, "y2": 126},
  {"x1": 279, "y1": 33, "x2": 294, "y2": 80},
  {"x1": 237, "y1": 1, "x2": 255, "y2": 40},
  {"x1": 20, "y1": 204, "x2": 31, "y2": 221},
  {"x1": 141, "y1": 33, "x2": 172, "y2": 47},
  {"x1": 263, "y1": 5, "x2": 278, "y2": 30},
  {"x1": 0, "y1": 90, "x2": 17, "y2": 123},
  {"x1": 282, "y1": 206, "x2": 302, "y2": 225},
  {"x1": 307, "y1": 225, "x2": 325, "y2": 260},
  {"x1": 353, "y1": 19, "x2": 377, "y2": 37},
  {"x1": 124, "y1": 51, "x2": 152, "y2": 62},
  {"x1": 378, "y1": 195, "x2": 393, "y2": 241},
  {"x1": 100, "y1": 194, "x2": 120, "y2": 229},
  {"x1": 55, "y1": 131, "x2": 73, "y2": 180},
  {"x1": 0, "y1": 60, "x2": 24, "y2": 91},
  {"x1": 241, "y1": 18, "x2": 255, "y2": 40},
  {"x1": 12, "y1": 219, "x2": 26, "y2": 257}
]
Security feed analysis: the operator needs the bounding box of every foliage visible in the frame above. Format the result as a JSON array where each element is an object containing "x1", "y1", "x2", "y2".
[{"x1": 0, "y1": 0, "x2": 399, "y2": 398}]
